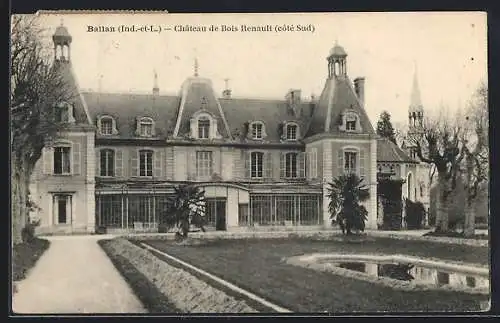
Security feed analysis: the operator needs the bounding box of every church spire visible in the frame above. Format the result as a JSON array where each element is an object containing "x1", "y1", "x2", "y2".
[
  {"x1": 410, "y1": 62, "x2": 423, "y2": 111},
  {"x1": 408, "y1": 61, "x2": 424, "y2": 130}
]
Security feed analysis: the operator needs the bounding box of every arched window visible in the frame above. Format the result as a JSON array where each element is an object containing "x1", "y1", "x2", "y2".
[
  {"x1": 198, "y1": 116, "x2": 210, "y2": 139},
  {"x1": 99, "y1": 149, "x2": 115, "y2": 177}
]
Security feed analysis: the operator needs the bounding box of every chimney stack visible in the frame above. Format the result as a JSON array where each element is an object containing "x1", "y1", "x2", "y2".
[
  {"x1": 286, "y1": 89, "x2": 302, "y2": 105},
  {"x1": 153, "y1": 70, "x2": 159, "y2": 96},
  {"x1": 222, "y1": 78, "x2": 232, "y2": 99},
  {"x1": 353, "y1": 77, "x2": 365, "y2": 106}
]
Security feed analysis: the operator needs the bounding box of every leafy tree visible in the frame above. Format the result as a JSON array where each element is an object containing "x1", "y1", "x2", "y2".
[
  {"x1": 376, "y1": 111, "x2": 397, "y2": 144},
  {"x1": 160, "y1": 184, "x2": 207, "y2": 239},
  {"x1": 11, "y1": 15, "x2": 73, "y2": 244},
  {"x1": 327, "y1": 173, "x2": 370, "y2": 235}
]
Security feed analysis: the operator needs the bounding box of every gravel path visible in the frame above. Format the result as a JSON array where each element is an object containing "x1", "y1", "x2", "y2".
[{"x1": 12, "y1": 235, "x2": 147, "y2": 314}]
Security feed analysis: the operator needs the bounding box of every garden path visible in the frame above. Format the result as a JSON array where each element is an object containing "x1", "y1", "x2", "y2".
[{"x1": 12, "y1": 235, "x2": 146, "y2": 314}]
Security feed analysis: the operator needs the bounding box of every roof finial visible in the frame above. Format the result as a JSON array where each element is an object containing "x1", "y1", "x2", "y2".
[
  {"x1": 60, "y1": 18, "x2": 64, "y2": 26},
  {"x1": 224, "y1": 78, "x2": 230, "y2": 89},
  {"x1": 154, "y1": 69, "x2": 158, "y2": 87}
]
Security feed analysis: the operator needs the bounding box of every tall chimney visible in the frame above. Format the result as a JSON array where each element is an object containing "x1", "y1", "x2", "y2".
[
  {"x1": 353, "y1": 77, "x2": 365, "y2": 106},
  {"x1": 222, "y1": 78, "x2": 232, "y2": 99}
]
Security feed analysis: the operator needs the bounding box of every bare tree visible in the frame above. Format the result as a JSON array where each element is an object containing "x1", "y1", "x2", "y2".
[
  {"x1": 409, "y1": 109, "x2": 466, "y2": 232},
  {"x1": 11, "y1": 15, "x2": 73, "y2": 244},
  {"x1": 462, "y1": 82, "x2": 488, "y2": 237}
]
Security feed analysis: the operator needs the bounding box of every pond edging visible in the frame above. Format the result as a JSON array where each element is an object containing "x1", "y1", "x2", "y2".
[{"x1": 286, "y1": 253, "x2": 490, "y2": 296}]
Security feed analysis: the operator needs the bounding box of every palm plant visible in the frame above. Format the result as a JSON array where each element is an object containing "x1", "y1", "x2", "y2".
[
  {"x1": 327, "y1": 173, "x2": 370, "y2": 235},
  {"x1": 161, "y1": 184, "x2": 207, "y2": 238}
]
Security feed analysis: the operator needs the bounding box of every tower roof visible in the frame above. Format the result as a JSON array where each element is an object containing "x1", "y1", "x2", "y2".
[
  {"x1": 328, "y1": 43, "x2": 347, "y2": 58},
  {"x1": 409, "y1": 64, "x2": 423, "y2": 112},
  {"x1": 52, "y1": 22, "x2": 72, "y2": 44}
]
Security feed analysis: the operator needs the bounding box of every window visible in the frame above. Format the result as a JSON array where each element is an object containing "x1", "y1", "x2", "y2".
[
  {"x1": 54, "y1": 106, "x2": 69, "y2": 123},
  {"x1": 139, "y1": 118, "x2": 154, "y2": 137},
  {"x1": 343, "y1": 112, "x2": 359, "y2": 132},
  {"x1": 346, "y1": 118, "x2": 357, "y2": 131},
  {"x1": 309, "y1": 148, "x2": 318, "y2": 178},
  {"x1": 251, "y1": 122, "x2": 263, "y2": 139},
  {"x1": 100, "y1": 118, "x2": 113, "y2": 135},
  {"x1": 344, "y1": 151, "x2": 357, "y2": 174},
  {"x1": 251, "y1": 152, "x2": 264, "y2": 178},
  {"x1": 198, "y1": 117, "x2": 210, "y2": 139},
  {"x1": 139, "y1": 150, "x2": 153, "y2": 177},
  {"x1": 286, "y1": 124, "x2": 298, "y2": 140},
  {"x1": 285, "y1": 153, "x2": 298, "y2": 178},
  {"x1": 407, "y1": 173, "x2": 413, "y2": 200},
  {"x1": 53, "y1": 146, "x2": 71, "y2": 174},
  {"x1": 100, "y1": 149, "x2": 115, "y2": 177},
  {"x1": 196, "y1": 151, "x2": 213, "y2": 179},
  {"x1": 53, "y1": 194, "x2": 72, "y2": 225}
]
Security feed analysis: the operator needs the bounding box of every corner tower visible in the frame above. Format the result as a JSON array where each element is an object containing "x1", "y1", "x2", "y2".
[{"x1": 52, "y1": 20, "x2": 72, "y2": 62}]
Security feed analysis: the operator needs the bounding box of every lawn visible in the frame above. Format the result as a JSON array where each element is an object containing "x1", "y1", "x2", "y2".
[
  {"x1": 12, "y1": 238, "x2": 50, "y2": 282},
  {"x1": 141, "y1": 237, "x2": 489, "y2": 313}
]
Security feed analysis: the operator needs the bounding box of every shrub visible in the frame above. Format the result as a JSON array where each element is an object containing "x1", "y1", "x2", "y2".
[
  {"x1": 327, "y1": 173, "x2": 370, "y2": 235},
  {"x1": 405, "y1": 199, "x2": 426, "y2": 229},
  {"x1": 21, "y1": 222, "x2": 38, "y2": 244}
]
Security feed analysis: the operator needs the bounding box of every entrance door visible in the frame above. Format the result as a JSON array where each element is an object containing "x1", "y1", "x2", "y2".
[{"x1": 206, "y1": 198, "x2": 227, "y2": 231}]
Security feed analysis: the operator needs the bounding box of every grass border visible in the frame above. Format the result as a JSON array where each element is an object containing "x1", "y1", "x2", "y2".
[
  {"x1": 98, "y1": 239, "x2": 181, "y2": 314},
  {"x1": 12, "y1": 238, "x2": 51, "y2": 282},
  {"x1": 131, "y1": 239, "x2": 281, "y2": 313}
]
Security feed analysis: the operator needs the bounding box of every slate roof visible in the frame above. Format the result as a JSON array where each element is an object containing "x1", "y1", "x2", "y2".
[
  {"x1": 55, "y1": 60, "x2": 91, "y2": 126},
  {"x1": 376, "y1": 138, "x2": 417, "y2": 163},
  {"x1": 83, "y1": 78, "x2": 315, "y2": 142},
  {"x1": 306, "y1": 75, "x2": 375, "y2": 137},
  {"x1": 83, "y1": 92, "x2": 180, "y2": 139}
]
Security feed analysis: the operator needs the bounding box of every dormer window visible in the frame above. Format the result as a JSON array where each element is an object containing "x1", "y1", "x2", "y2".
[
  {"x1": 98, "y1": 115, "x2": 118, "y2": 136},
  {"x1": 101, "y1": 119, "x2": 113, "y2": 135},
  {"x1": 138, "y1": 117, "x2": 154, "y2": 137},
  {"x1": 286, "y1": 123, "x2": 299, "y2": 140},
  {"x1": 198, "y1": 117, "x2": 210, "y2": 139},
  {"x1": 340, "y1": 110, "x2": 362, "y2": 133},
  {"x1": 346, "y1": 113, "x2": 357, "y2": 131},
  {"x1": 250, "y1": 121, "x2": 266, "y2": 140},
  {"x1": 54, "y1": 102, "x2": 75, "y2": 124},
  {"x1": 190, "y1": 111, "x2": 220, "y2": 140}
]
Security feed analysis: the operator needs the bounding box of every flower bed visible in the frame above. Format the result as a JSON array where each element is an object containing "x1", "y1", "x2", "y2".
[
  {"x1": 100, "y1": 238, "x2": 258, "y2": 313},
  {"x1": 12, "y1": 238, "x2": 50, "y2": 292}
]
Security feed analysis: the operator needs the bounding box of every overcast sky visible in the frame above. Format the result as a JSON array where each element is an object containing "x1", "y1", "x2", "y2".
[{"x1": 35, "y1": 12, "x2": 487, "y2": 126}]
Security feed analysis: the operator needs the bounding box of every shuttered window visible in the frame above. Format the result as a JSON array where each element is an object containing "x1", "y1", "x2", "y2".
[
  {"x1": 196, "y1": 151, "x2": 213, "y2": 179},
  {"x1": 53, "y1": 147, "x2": 71, "y2": 175},
  {"x1": 250, "y1": 152, "x2": 264, "y2": 178},
  {"x1": 100, "y1": 149, "x2": 115, "y2": 177},
  {"x1": 139, "y1": 150, "x2": 153, "y2": 177}
]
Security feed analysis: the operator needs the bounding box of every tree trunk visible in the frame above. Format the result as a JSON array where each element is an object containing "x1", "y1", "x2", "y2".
[
  {"x1": 436, "y1": 173, "x2": 450, "y2": 232},
  {"x1": 463, "y1": 201, "x2": 475, "y2": 237},
  {"x1": 11, "y1": 157, "x2": 28, "y2": 245}
]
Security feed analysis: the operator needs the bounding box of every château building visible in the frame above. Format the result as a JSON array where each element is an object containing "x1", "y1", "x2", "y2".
[{"x1": 29, "y1": 23, "x2": 428, "y2": 234}]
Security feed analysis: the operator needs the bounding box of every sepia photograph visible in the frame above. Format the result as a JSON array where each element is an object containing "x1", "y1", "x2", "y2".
[{"x1": 10, "y1": 11, "x2": 489, "y2": 314}]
